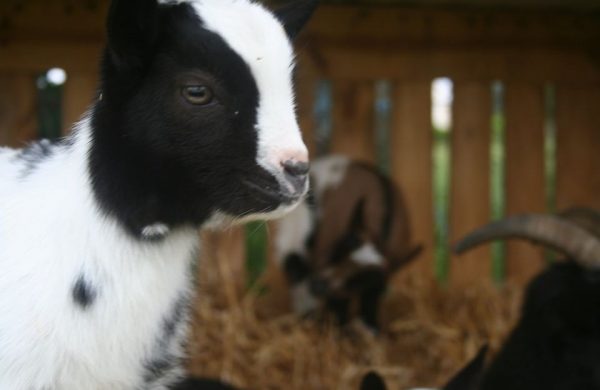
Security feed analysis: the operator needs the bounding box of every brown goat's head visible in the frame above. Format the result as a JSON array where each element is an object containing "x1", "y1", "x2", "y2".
[{"x1": 276, "y1": 156, "x2": 422, "y2": 329}]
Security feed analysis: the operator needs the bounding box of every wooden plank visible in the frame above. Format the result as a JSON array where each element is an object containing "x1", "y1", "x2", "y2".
[
  {"x1": 450, "y1": 82, "x2": 492, "y2": 286},
  {"x1": 0, "y1": 43, "x2": 103, "y2": 73},
  {"x1": 300, "y1": 47, "x2": 600, "y2": 83},
  {"x1": 304, "y1": 6, "x2": 600, "y2": 48},
  {"x1": 556, "y1": 85, "x2": 600, "y2": 211},
  {"x1": 62, "y1": 72, "x2": 99, "y2": 134},
  {"x1": 330, "y1": 80, "x2": 376, "y2": 163},
  {"x1": 505, "y1": 83, "x2": 546, "y2": 285},
  {"x1": 0, "y1": 73, "x2": 38, "y2": 146},
  {"x1": 390, "y1": 81, "x2": 434, "y2": 279},
  {"x1": 0, "y1": 1, "x2": 107, "y2": 43}
]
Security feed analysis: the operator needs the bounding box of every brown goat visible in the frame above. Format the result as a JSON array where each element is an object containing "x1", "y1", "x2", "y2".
[{"x1": 275, "y1": 156, "x2": 422, "y2": 330}]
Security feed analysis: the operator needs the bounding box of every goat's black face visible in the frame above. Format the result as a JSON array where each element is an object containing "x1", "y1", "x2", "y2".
[
  {"x1": 89, "y1": 0, "x2": 317, "y2": 237},
  {"x1": 478, "y1": 261, "x2": 600, "y2": 390},
  {"x1": 521, "y1": 262, "x2": 600, "y2": 337}
]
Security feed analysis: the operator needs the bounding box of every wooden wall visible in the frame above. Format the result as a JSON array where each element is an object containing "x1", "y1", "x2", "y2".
[
  {"x1": 0, "y1": 3, "x2": 599, "y2": 290},
  {"x1": 295, "y1": 6, "x2": 600, "y2": 286}
]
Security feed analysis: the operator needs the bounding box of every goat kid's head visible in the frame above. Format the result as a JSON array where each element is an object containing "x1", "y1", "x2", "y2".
[
  {"x1": 299, "y1": 159, "x2": 422, "y2": 300},
  {"x1": 92, "y1": 0, "x2": 316, "y2": 236},
  {"x1": 309, "y1": 197, "x2": 420, "y2": 300}
]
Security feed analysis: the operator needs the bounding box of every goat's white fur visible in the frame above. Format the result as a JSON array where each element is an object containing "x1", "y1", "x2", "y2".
[
  {"x1": 189, "y1": 0, "x2": 308, "y2": 175},
  {"x1": 350, "y1": 242, "x2": 384, "y2": 266},
  {"x1": 0, "y1": 0, "x2": 305, "y2": 388},
  {"x1": 0, "y1": 120, "x2": 197, "y2": 390},
  {"x1": 310, "y1": 155, "x2": 350, "y2": 199}
]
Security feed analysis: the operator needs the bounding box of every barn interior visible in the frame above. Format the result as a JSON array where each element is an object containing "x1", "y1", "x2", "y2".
[{"x1": 0, "y1": 0, "x2": 599, "y2": 388}]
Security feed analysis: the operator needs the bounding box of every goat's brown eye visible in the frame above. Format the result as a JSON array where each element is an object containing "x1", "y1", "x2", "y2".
[{"x1": 182, "y1": 85, "x2": 214, "y2": 105}]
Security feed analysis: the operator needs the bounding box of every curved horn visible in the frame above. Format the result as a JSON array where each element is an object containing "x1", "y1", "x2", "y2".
[
  {"x1": 454, "y1": 214, "x2": 600, "y2": 270},
  {"x1": 559, "y1": 207, "x2": 600, "y2": 239}
]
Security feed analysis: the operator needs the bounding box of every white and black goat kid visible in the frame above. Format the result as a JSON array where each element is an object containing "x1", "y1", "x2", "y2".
[
  {"x1": 275, "y1": 156, "x2": 422, "y2": 330},
  {"x1": 0, "y1": 0, "x2": 316, "y2": 389}
]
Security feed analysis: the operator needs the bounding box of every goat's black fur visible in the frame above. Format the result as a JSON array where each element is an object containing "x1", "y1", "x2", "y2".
[{"x1": 476, "y1": 261, "x2": 600, "y2": 390}]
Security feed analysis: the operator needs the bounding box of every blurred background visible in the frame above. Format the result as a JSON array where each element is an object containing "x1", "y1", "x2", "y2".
[{"x1": 1, "y1": 0, "x2": 599, "y2": 388}]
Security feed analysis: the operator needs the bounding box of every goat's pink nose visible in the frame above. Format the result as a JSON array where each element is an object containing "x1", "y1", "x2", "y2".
[{"x1": 278, "y1": 150, "x2": 308, "y2": 166}]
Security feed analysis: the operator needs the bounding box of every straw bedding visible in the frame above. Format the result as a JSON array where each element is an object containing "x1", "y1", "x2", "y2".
[{"x1": 187, "y1": 236, "x2": 523, "y2": 390}]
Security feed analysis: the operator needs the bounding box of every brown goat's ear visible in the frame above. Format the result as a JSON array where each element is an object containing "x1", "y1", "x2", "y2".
[
  {"x1": 349, "y1": 198, "x2": 367, "y2": 232},
  {"x1": 274, "y1": 0, "x2": 319, "y2": 39},
  {"x1": 360, "y1": 371, "x2": 387, "y2": 390},
  {"x1": 443, "y1": 345, "x2": 488, "y2": 390}
]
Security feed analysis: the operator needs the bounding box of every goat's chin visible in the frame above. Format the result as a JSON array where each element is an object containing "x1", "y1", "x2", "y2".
[{"x1": 203, "y1": 199, "x2": 304, "y2": 231}]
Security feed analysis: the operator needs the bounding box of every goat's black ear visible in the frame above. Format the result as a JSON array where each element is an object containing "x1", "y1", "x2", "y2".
[
  {"x1": 106, "y1": 0, "x2": 161, "y2": 72},
  {"x1": 443, "y1": 345, "x2": 488, "y2": 390},
  {"x1": 274, "y1": 0, "x2": 319, "y2": 39},
  {"x1": 360, "y1": 371, "x2": 387, "y2": 390}
]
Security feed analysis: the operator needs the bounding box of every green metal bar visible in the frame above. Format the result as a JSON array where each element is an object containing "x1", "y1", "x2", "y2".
[
  {"x1": 433, "y1": 129, "x2": 452, "y2": 284},
  {"x1": 37, "y1": 74, "x2": 63, "y2": 140},
  {"x1": 544, "y1": 84, "x2": 558, "y2": 263},
  {"x1": 375, "y1": 80, "x2": 392, "y2": 174},
  {"x1": 490, "y1": 81, "x2": 506, "y2": 284},
  {"x1": 245, "y1": 221, "x2": 269, "y2": 292}
]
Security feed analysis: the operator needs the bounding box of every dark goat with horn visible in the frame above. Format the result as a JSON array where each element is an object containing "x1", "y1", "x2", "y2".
[
  {"x1": 449, "y1": 207, "x2": 600, "y2": 390},
  {"x1": 275, "y1": 156, "x2": 422, "y2": 330},
  {"x1": 361, "y1": 208, "x2": 600, "y2": 390}
]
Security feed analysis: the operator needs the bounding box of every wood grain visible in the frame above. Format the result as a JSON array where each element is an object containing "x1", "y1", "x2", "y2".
[
  {"x1": 0, "y1": 73, "x2": 38, "y2": 146},
  {"x1": 390, "y1": 81, "x2": 434, "y2": 279},
  {"x1": 505, "y1": 82, "x2": 547, "y2": 285},
  {"x1": 330, "y1": 80, "x2": 376, "y2": 163},
  {"x1": 450, "y1": 82, "x2": 492, "y2": 286},
  {"x1": 556, "y1": 85, "x2": 600, "y2": 211},
  {"x1": 62, "y1": 72, "x2": 98, "y2": 134}
]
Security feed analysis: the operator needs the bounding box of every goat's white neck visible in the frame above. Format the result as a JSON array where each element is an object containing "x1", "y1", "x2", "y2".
[{"x1": 0, "y1": 116, "x2": 200, "y2": 389}]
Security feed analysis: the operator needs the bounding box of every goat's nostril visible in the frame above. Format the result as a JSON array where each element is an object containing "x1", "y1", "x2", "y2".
[{"x1": 282, "y1": 160, "x2": 310, "y2": 177}]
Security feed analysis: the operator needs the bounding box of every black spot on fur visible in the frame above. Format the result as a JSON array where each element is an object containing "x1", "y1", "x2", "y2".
[
  {"x1": 14, "y1": 139, "x2": 65, "y2": 179},
  {"x1": 72, "y1": 275, "x2": 96, "y2": 309},
  {"x1": 162, "y1": 294, "x2": 189, "y2": 342},
  {"x1": 143, "y1": 354, "x2": 177, "y2": 384},
  {"x1": 144, "y1": 292, "x2": 191, "y2": 385}
]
